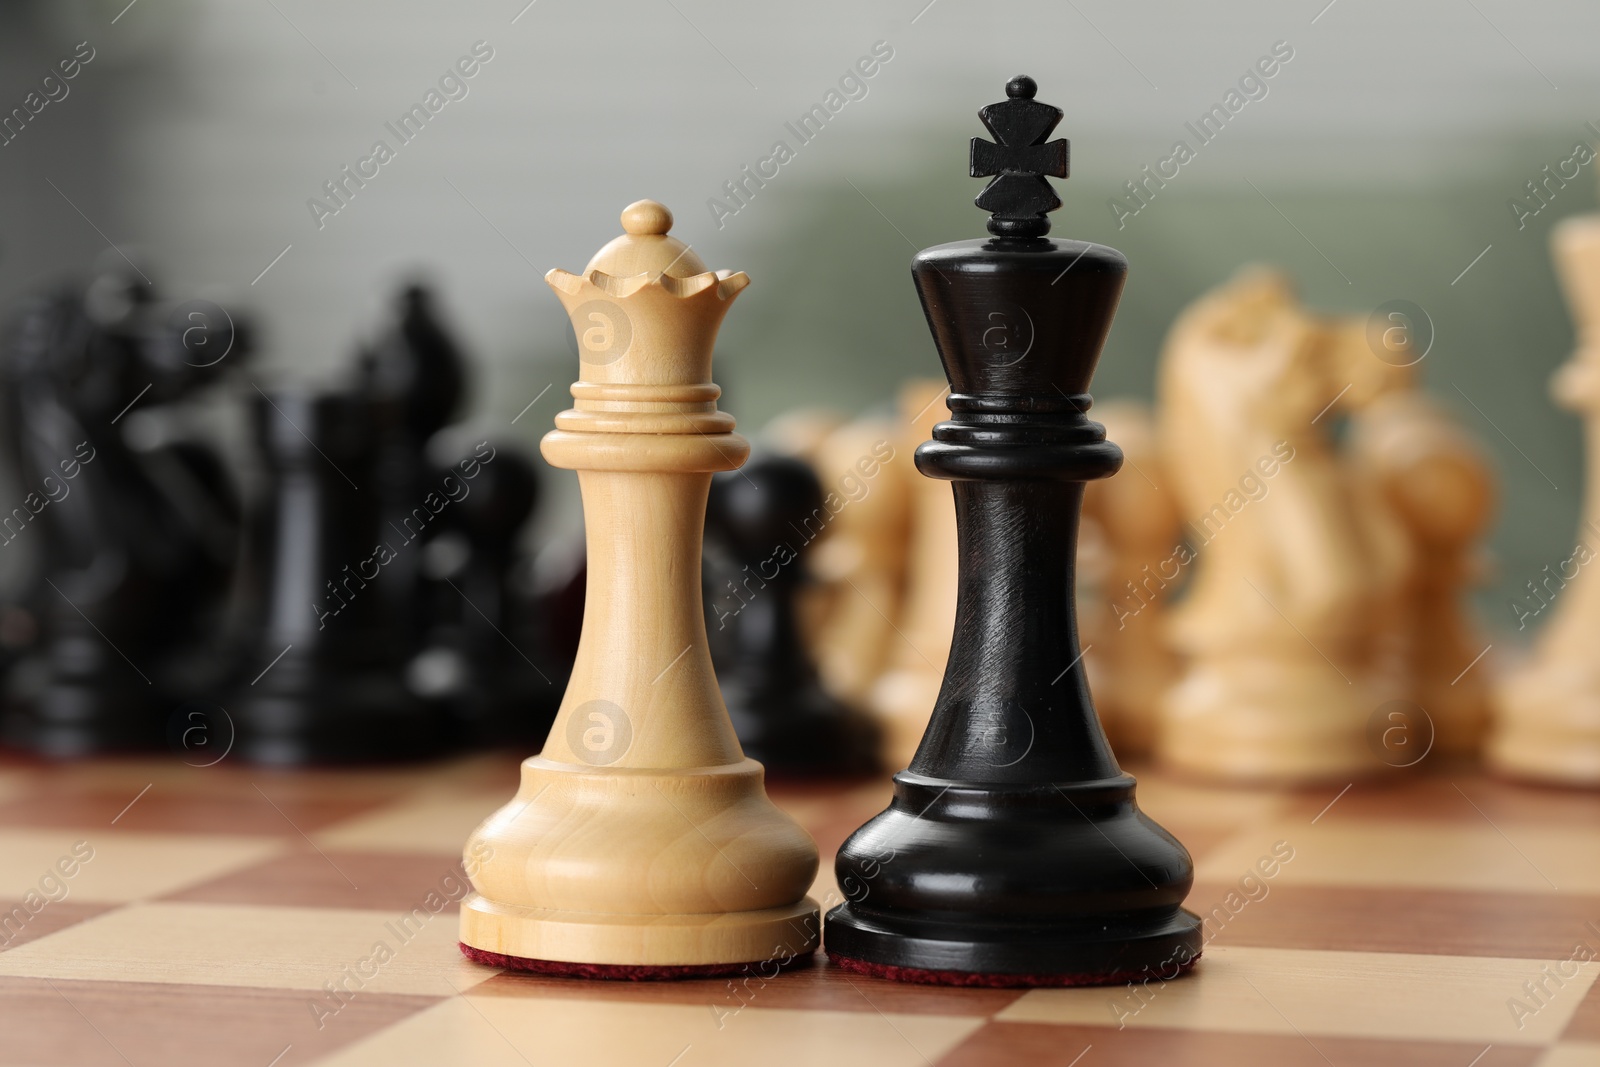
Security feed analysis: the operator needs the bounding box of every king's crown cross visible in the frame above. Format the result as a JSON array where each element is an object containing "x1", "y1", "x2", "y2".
[{"x1": 969, "y1": 75, "x2": 1070, "y2": 237}]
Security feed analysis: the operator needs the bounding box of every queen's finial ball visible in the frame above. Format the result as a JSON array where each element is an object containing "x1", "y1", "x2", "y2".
[{"x1": 621, "y1": 200, "x2": 673, "y2": 236}]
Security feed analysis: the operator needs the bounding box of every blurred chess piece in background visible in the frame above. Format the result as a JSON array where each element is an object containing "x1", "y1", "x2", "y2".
[
  {"x1": 763, "y1": 407, "x2": 847, "y2": 470},
  {"x1": 760, "y1": 407, "x2": 848, "y2": 676},
  {"x1": 233, "y1": 282, "x2": 548, "y2": 763},
  {"x1": 1156, "y1": 269, "x2": 1377, "y2": 783},
  {"x1": 232, "y1": 384, "x2": 436, "y2": 764},
  {"x1": 1079, "y1": 399, "x2": 1181, "y2": 757},
  {"x1": 1334, "y1": 313, "x2": 1497, "y2": 761},
  {"x1": 864, "y1": 380, "x2": 958, "y2": 771},
  {"x1": 0, "y1": 255, "x2": 250, "y2": 755},
  {"x1": 801, "y1": 414, "x2": 911, "y2": 709},
  {"x1": 705, "y1": 452, "x2": 879, "y2": 776},
  {"x1": 357, "y1": 284, "x2": 468, "y2": 655},
  {"x1": 1490, "y1": 210, "x2": 1600, "y2": 785},
  {"x1": 411, "y1": 436, "x2": 558, "y2": 750}
]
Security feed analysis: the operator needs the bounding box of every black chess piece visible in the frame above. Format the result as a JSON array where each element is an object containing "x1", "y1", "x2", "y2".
[
  {"x1": 825, "y1": 77, "x2": 1202, "y2": 985},
  {"x1": 410, "y1": 439, "x2": 560, "y2": 749},
  {"x1": 705, "y1": 453, "x2": 879, "y2": 777},
  {"x1": 0, "y1": 260, "x2": 250, "y2": 755},
  {"x1": 358, "y1": 283, "x2": 468, "y2": 651},
  {"x1": 232, "y1": 282, "x2": 479, "y2": 764},
  {"x1": 231, "y1": 389, "x2": 436, "y2": 763}
]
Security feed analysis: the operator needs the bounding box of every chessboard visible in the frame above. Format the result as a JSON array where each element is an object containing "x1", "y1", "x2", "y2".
[{"x1": 0, "y1": 751, "x2": 1596, "y2": 1066}]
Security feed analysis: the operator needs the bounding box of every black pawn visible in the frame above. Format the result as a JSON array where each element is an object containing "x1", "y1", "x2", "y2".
[
  {"x1": 358, "y1": 283, "x2": 468, "y2": 651},
  {"x1": 233, "y1": 391, "x2": 435, "y2": 763},
  {"x1": 413, "y1": 442, "x2": 559, "y2": 748},
  {"x1": 705, "y1": 454, "x2": 878, "y2": 777},
  {"x1": 825, "y1": 78, "x2": 1202, "y2": 985}
]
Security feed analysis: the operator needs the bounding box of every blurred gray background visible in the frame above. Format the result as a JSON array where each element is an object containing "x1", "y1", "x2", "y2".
[{"x1": 1, "y1": 0, "x2": 1597, "y2": 636}]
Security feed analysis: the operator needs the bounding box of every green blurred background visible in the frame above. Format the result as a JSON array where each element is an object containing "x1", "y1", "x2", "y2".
[{"x1": 728, "y1": 153, "x2": 1596, "y2": 636}]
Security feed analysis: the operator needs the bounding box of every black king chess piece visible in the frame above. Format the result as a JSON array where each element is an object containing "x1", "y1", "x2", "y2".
[{"x1": 825, "y1": 77, "x2": 1203, "y2": 985}]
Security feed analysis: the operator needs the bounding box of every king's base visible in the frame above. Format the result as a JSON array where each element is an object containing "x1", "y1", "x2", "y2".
[
  {"x1": 823, "y1": 902, "x2": 1202, "y2": 988},
  {"x1": 828, "y1": 950, "x2": 1200, "y2": 989},
  {"x1": 459, "y1": 892, "x2": 820, "y2": 974}
]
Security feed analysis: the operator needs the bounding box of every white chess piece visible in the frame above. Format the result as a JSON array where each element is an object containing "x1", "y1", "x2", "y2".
[{"x1": 1489, "y1": 213, "x2": 1600, "y2": 785}]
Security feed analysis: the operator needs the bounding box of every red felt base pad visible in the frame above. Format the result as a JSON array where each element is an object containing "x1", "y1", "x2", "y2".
[
  {"x1": 827, "y1": 949, "x2": 1201, "y2": 988},
  {"x1": 460, "y1": 942, "x2": 814, "y2": 982}
]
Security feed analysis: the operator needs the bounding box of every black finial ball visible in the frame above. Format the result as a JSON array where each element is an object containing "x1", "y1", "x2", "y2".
[{"x1": 1005, "y1": 75, "x2": 1037, "y2": 100}]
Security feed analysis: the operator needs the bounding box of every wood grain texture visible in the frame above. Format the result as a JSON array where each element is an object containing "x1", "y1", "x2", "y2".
[
  {"x1": 939, "y1": 1023, "x2": 1540, "y2": 1067},
  {"x1": 0, "y1": 900, "x2": 496, "y2": 995},
  {"x1": 0, "y1": 977, "x2": 439, "y2": 1067},
  {"x1": 1, "y1": 757, "x2": 1598, "y2": 1064},
  {"x1": 459, "y1": 201, "x2": 820, "y2": 968},
  {"x1": 999, "y1": 945, "x2": 1598, "y2": 1046},
  {"x1": 311, "y1": 989, "x2": 986, "y2": 1067}
]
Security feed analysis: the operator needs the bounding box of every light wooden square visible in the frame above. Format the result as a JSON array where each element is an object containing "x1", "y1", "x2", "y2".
[
  {"x1": 1195, "y1": 819, "x2": 1597, "y2": 895},
  {"x1": 1130, "y1": 774, "x2": 1291, "y2": 829},
  {"x1": 0, "y1": 900, "x2": 496, "y2": 996},
  {"x1": 0, "y1": 829, "x2": 282, "y2": 903},
  {"x1": 314, "y1": 793, "x2": 507, "y2": 853},
  {"x1": 999, "y1": 945, "x2": 1598, "y2": 1046},
  {"x1": 311, "y1": 991, "x2": 986, "y2": 1067},
  {"x1": 1537, "y1": 1042, "x2": 1600, "y2": 1066}
]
